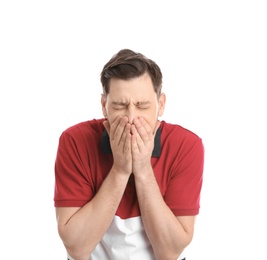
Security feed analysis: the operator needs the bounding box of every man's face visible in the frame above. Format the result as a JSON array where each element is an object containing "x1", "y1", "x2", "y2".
[{"x1": 101, "y1": 73, "x2": 166, "y2": 132}]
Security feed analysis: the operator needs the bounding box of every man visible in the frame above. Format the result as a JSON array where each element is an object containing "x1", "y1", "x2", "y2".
[{"x1": 54, "y1": 49, "x2": 204, "y2": 260}]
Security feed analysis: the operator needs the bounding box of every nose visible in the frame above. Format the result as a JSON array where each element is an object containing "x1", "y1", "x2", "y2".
[{"x1": 125, "y1": 105, "x2": 135, "y2": 124}]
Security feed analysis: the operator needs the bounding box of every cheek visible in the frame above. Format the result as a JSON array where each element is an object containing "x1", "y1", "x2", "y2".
[{"x1": 142, "y1": 113, "x2": 158, "y2": 130}]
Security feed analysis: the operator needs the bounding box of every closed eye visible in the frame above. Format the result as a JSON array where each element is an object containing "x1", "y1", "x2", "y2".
[
  {"x1": 112, "y1": 105, "x2": 126, "y2": 110},
  {"x1": 112, "y1": 101, "x2": 128, "y2": 110},
  {"x1": 136, "y1": 101, "x2": 150, "y2": 109},
  {"x1": 137, "y1": 105, "x2": 149, "y2": 109}
]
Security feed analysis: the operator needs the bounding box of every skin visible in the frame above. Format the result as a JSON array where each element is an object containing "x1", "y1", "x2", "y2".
[{"x1": 56, "y1": 73, "x2": 195, "y2": 260}]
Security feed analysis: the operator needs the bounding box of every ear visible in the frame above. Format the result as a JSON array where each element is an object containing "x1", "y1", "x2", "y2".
[
  {"x1": 101, "y1": 94, "x2": 107, "y2": 118},
  {"x1": 158, "y1": 93, "x2": 166, "y2": 117}
]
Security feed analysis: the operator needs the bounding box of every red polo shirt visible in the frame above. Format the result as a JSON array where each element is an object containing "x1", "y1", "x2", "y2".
[{"x1": 54, "y1": 118, "x2": 204, "y2": 218}]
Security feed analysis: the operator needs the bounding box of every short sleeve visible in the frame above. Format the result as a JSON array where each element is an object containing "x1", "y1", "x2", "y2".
[
  {"x1": 54, "y1": 131, "x2": 94, "y2": 207},
  {"x1": 164, "y1": 138, "x2": 204, "y2": 216}
]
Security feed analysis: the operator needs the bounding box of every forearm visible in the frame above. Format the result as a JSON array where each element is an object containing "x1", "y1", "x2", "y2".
[
  {"x1": 58, "y1": 169, "x2": 129, "y2": 260},
  {"x1": 135, "y1": 168, "x2": 193, "y2": 260}
]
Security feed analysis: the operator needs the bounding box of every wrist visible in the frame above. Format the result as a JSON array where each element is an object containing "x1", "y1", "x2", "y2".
[
  {"x1": 133, "y1": 165, "x2": 154, "y2": 181},
  {"x1": 109, "y1": 166, "x2": 132, "y2": 181}
]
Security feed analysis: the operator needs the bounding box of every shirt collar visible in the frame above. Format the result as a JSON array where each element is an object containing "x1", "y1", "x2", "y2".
[{"x1": 101, "y1": 127, "x2": 161, "y2": 157}]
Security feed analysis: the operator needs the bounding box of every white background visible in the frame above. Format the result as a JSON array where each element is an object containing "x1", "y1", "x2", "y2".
[{"x1": 1, "y1": 1, "x2": 266, "y2": 259}]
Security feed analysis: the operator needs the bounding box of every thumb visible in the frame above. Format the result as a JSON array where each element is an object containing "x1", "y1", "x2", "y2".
[
  {"x1": 154, "y1": 120, "x2": 161, "y2": 136},
  {"x1": 103, "y1": 120, "x2": 110, "y2": 136}
]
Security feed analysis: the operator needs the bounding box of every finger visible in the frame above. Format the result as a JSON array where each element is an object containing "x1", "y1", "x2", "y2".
[
  {"x1": 132, "y1": 117, "x2": 150, "y2": 142},
  {"x1": 109, "y1": 116, "x2": 120, "y2": 141},
  {"x1": 120, "y1": 122, "x2": 130, "y2": 148},
  {"x1": 117, "y1": 116, "x2": 129, "y2": 145},
  {"x1": 103, "y1": 120, "x2": 110, "y2": 136},
  {"x1": 131, "y1": 124, "x2": 144, "y2": 152},
  {"x1": 131, "y1": 131, "x2": 138, "y2": 154},
  {"x1": 123, "y1": 124, "x2": 131, "y2": 154},
  {"x1": 113, "y1": 116, "x2": 129, "y2": 145},
  {"x1": 139, "y1": 117, "x2": 161, "y2": 136}
]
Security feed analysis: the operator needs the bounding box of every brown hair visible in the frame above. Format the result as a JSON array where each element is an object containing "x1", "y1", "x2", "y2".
[{"x1": 100, "y1": 49, "x2": 162, "y2": 97}]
